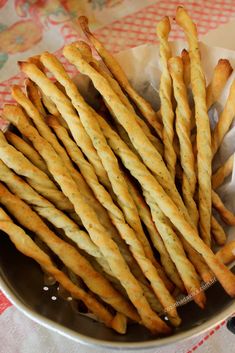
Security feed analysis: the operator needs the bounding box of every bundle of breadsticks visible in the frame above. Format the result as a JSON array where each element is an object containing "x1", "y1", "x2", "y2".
[{"x1": 0, "y1": 6, "x2": 235, "y2": 335}]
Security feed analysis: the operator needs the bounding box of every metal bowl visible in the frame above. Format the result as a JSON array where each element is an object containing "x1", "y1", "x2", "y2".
[{"x1": 0, "y1": 234, "x2": 234, "y2": 350}]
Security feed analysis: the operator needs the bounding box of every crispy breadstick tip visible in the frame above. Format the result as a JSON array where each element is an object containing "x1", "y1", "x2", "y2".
[
  {"x1": 73, "y1": 41, "x2": 93, "y2": 62},
  {"x1": 78, "y1": 16, "x2": 90, "y2": 34},
  {"x1": 156, "y1": 16, "x2": 170, "y2": 37}
]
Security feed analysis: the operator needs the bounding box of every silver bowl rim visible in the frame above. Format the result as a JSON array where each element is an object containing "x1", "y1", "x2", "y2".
[{"x1": 1, "y1": 275, "x2": 235, "y2": 350}]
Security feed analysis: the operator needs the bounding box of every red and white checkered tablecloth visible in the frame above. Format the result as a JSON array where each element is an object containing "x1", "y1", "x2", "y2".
[{"x1": 0, "y1": 1, "x2": 235, "y2": 352}]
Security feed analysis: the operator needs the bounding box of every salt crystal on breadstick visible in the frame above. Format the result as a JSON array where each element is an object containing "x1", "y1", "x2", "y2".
[
  {"x1": 176, "y1": 6, "x2": 212, "y2": 247},
  {"x1": 0, "y1": 208, "x2": 117, "y2": 331},
  {"x1": 78, "y1": 16, "x2": 163, "y2": 139},
  {"x1": 156, "y1": 17, "x2": 177, "y2": 179}
]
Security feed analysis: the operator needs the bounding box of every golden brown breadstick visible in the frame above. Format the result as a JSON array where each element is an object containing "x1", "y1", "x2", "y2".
[
  {"x1": 212, "y1": 190, "x2": 235, "y2": 226},
  {"x1": 212, "y1": 154, "x2": 234, "y2": 189},
  {"x1": 92, "y1": 115, "x2": 206, "y2": 306},
  {"x1": 0, "y1": 182, "x2": 139, "y2": 322},
  {"x1": 124, "y1": 175, "x2": 185, "y2": 293},
  {"x1": 34, "y1": 59, "x2": 179, "y2": 323},
  {"x1": 0, "y1": 130, "x2": 72, "y2": 212},
  {"x1": 63, "y1": 42, "x2": 213, "y2": 282},
  {"x1": 95, "y1": 114, "x2": 235, "y2": 297},
  {"x1": 18, "y1": 63, "x2": 111, "y2": 191},
  {"x1": 79, "y1": 16, "x2": 163, "y2": 139},
  {"x1": 156, "y1": 17, "x2": 177, "y2": 178},
  {"x1": 181, "y1": 49, "x2": 191, "y2": 87},
  {"x1": 0, "y1": 208, "x2": 117, "y2": 331},
  {"x1": 0, "y1": 158, "x2": 114, "y2": 277},
  {"x1": 168, "y1": 56, "x2": 198, "y2": 226},
  {"x1": 212, "y1": 79, "x2": 235, "y2": 156},
  {"x1": 40, "y1": 52, "x2": 162, "y2": 271},
  {"x1": 74, "y1": 41, "x2": 163, "y2": 155},
  {"x1": 26, "y1": 78, "x2": 47, "y2": 117},
  {"x1": 5, "y1": 130, "x2": 48, "y2": 174},
  {"x1": 206, "y1": 59, "x2": 233, "y2": 110},
  {"x1": 176, "y1": 6, "x2": 212, "y2": 247},
  {"x1": 216, "y1": 241, "x2": 235, "y2": 265},
  {"x1": 3, "y1": 110, "x2": 169, "y2": 333},
  {"x1": 211, "y1": 216, "x2": 226, "y2": 246}
]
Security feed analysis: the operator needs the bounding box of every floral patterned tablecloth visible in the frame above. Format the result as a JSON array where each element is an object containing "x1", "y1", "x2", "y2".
[{"x1": 0, "y1": 1, "x2": 235, "y2": 352}]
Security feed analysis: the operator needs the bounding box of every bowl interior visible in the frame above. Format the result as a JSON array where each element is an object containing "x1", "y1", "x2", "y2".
[{"x1": 0, "y1": 234, "x2": 234, "y2": 347}]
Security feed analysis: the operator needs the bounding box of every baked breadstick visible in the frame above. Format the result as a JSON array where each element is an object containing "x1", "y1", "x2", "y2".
[
  {"x1": 156, "y1": 17, "x2": 177, "y2": 178},
  {"x1": 0, "y1": 182, "x2": 139, "y2": 322},
  {"x1": 212, "y1": 154, "x2": 234, "y2": 189},
  {"x1": 74, "y1": 41, "x2": 163, "y2": 155},
  {"x1": 124, "y1": 175, "x2": 185, "y2": 292},
  {"x1": 5, "y1": 130, "x2": 48, "y2": 174},
  {"x1": 181, "y1": 49, "x2": 191, "y2": 87},
  {"x1": 34, "y1": 65, "x2": 179, "y2": 324},
  {"x1": 212, "y1": 190, "x2": 235, "y2": 226},
  {"x1": 95, "y1": 114, "x2": 235, "y2": 297},
  {"x1": 93, "y1": 115, "x2": 206, "y2": 306},
  {"x1": 3, "y1": 111, "x2": 170, "y2": 333},
  {"x1": 206, "y1": 59, "x2": 233, "y2": 110},
  {"x1": 0, "y1": 208, "x2": 117, "y2": 331},
  {"x1": 26, "y1": 78, "x2": 47, "y2": 117},
  {"x1": 176, "y1": 6, "x2": 212, "y2": 247},
  {"x1": 0, "y1": 130, "x2": 72, "y2": 212},
  {"x1": 40, "y1": 53, "x2": 162, "y2": 270},
  {"x1": 212, "y1": 79, "x2": 235, "y2": 156},
  {"x1": 0, "y1": 159, "x2": 115, "y2": 277},
  {"x1": 18, "y1": 68, "x2": 111, "y2": 191},
  {"x1": 216, "y1": 241, "x2": 235, "y2": 265},
  {"x1": 64, "y1": 43, "x2": 213, "y2": 281},
  {"x1": 168, "y1": 57, "x2": 198, "y2": 226},
  {"x1": 211, "y1": 216, "x2": 226, "y2": 246},
  {"x1": 78, "y1": 16, "x2": 163, "y2": 139}
]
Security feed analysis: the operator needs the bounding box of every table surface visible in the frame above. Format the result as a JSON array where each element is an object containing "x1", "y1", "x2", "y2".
[{"x1": 0, "y1": 1, "x2": 235, "y2": 352}]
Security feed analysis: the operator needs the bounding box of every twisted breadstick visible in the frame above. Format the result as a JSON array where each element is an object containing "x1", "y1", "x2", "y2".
[
  {"x1": 92, "y1": 116, "x2": 206, "y2": 306},
  {"x1": 74, "y1": 41, "x2": 163, "y2": 155},
  {"x1": 212, "y1": 154, "x2": 234, "y2": 189},
  {"x1": 18, "y1": 66, "x2": 110, "y2": 191},
  {"x1": 216, "y1": 241, "x2": 235, "y2": 265},
  {"x1": 95, "y1": 114, "x2": 235, "y2": 297},
  {"x1": 212, "y1": 190, "x2": 235, "y2": 226},
  {"x1": 26, "y1": 79, "x2": 47, "y2": 116},
  {"x1": 38, "y1": 60, "x2": 179, "y2": 325},
  {"x1": 41, "y1": 53, "x2": 161, "y2": 272},
  {"x1": 176, "y1": 7, "x2": 212, "y2": 247},
  {"x1": 0, "y1": 130, "x2": 72, "y2": 212},
  {"x1": 63, "y1": 42, "x2": 212, "y2": 281},
  {"x1": 181, "y1": 49, "x2": 191, "y2": 87},
  {"x1": 3, "y1": 111, "x2": 169, "y2": 333},
  {"x1": 0, "y1": 183, "x2": 139, "y2": 321},
  {"x1": 124, "y1": 175, "x2": 185, "y2": 293},
  {"x1": 0, "y1": 208, "x2": 118, "y2": 331},
  {"x1": 0, "y1": 159, "x2": 114, "y2": 276},
  {"x1": 168, "y1": 57, "x2": 198, "y2": 226},
  {"x1": 211, "y1": 216, "x2": 226, "y2": 246},
  {"x1": 156, "y1": 17, "x2": 177, "y2": 178},
  {"x1": 78, "y1": 16, "x2": 162, "y2": 139},
  {"x1": 212, "y1": 79, "x2": 235, "y2": 156},
  {"x1": 5, "y1": 130, "x2": 48, "y2": 174},
  {"x1": 206, "y1": 59, "x2": 233, "y2": 110}
]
